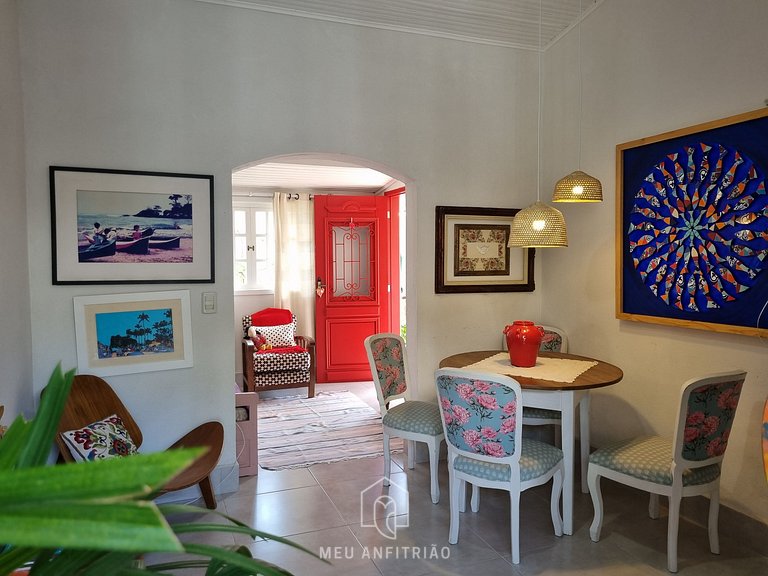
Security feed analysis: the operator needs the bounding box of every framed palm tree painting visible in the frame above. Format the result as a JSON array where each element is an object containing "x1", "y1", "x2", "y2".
[{"x1": 73, "y1": 290, "x2": 193, "y2": 376}]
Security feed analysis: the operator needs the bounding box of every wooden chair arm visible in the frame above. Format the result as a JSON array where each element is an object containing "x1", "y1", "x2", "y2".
[
  {"x1": 295, "y1": 335, "x2": 316, "y2": 397},
  {"x1": 164, "y1": 421, "x2": 224, "y2": 493},
  {"x1": 295, "y1": 335, "x2": 315, "y2": 348},
  {"x1": 241, "y1": 338, "x2": 255, "y2": 391}
]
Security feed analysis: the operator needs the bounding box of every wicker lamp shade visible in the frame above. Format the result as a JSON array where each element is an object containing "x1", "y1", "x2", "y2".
[
  {"x1": 508, "y1": 201, "x2": 568, "y2": 248},
  {"x1": 552, "y1": 170, "x2": 603, "y2": 202}
]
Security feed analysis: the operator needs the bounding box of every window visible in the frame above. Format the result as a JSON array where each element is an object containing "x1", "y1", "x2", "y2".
[{"x1": 233, "y1": 200, "x2": 275, "y2": 292}]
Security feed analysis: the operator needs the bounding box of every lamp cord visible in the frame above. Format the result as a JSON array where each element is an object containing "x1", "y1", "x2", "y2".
[
  {"x1": 577, "y1": 0, "x2": 583, "y2": 170},
  {"x1": 536, "y1": 0, "x2": 542, "y2": 202}
]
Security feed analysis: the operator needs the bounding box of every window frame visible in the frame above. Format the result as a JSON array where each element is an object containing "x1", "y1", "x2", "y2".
[{"x1": 233, "y1": 197, "x2": 275, "y2": 295}]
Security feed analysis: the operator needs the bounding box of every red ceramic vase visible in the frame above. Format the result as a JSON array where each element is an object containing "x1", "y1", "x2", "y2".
[{"x1": 503, "y1": 320, "x2": 544, "y2": 367}]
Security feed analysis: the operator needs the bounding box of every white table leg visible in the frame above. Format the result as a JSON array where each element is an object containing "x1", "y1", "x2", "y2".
[
  {"x1": 580, "y1": 393, "x2": 591, "y2": 494},
  {"x1": 560, "y1": 392, "x2": 575, "y2": 535}
]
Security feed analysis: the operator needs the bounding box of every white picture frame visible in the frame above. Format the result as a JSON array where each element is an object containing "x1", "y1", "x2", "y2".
[{"x1": 74, "y1": 290, "x2": 193, "y2": 376}]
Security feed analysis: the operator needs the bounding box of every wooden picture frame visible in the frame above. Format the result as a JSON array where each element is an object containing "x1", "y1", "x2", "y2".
[
  {"x1": 73, "y1": 290, "x2": 193, "y2": 376},
  {"x1": 435, "y1": 206, "x2": 535, "y2": 293},
  {"x1": 51, "y1": 166, "x2": 214, "y2": 285},
  {"x1": 616, "y1": 108, "x2": 768, "y2": 337}
]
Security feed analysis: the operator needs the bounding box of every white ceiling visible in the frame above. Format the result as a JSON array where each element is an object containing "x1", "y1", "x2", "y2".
[
  {"x1": 198, "y1": 0, "x2": 601, "y2": 51},
  {"x1": 233, "y1": 159, "x2": 402, "y2": 194},
  {"x1": 224, "y1": 0, "x2": 601, "y2": 192}
]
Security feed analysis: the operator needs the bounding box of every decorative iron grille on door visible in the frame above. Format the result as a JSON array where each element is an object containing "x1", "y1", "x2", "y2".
[{"x1": 331, "y1": 219, "x2": 375, "y2": 301}]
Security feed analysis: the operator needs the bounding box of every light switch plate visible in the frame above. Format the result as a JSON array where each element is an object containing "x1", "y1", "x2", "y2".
[{"x1": 202, "y1": 292, "x2": 217, "y2": 314}]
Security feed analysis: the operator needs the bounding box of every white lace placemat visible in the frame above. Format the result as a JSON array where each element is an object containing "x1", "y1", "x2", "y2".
[{"x1": 462, "y1": 352, "x2": 597, "y2": 383}]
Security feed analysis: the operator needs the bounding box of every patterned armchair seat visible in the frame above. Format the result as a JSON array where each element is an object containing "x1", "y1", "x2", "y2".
[{"x1": 241, "y1": 308, "x2": 315, "y2": 398}]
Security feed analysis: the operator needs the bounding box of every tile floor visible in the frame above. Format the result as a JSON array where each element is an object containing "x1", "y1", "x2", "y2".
[{"x1": 159, "y1": 381, "x2": 768, "y2": 575}]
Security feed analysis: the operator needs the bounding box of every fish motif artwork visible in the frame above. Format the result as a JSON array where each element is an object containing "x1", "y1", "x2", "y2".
[{"x1": 627, "y1": 142, "x2": 768, "y2": 313}]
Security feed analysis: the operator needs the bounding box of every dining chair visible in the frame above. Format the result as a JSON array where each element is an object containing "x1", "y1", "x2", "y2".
[
  {"x1": 503, "y1": 325, "x2": 569, "y2": 440},
  {"x1": 435, "y1": 367, "x2": 564, "y2": 564},
  {"x1": 364, "y1": 333, "x2": 445, "y2": 504},
  {"x1": 587, "y1": 370, "x2": 747, "y2": 573}
]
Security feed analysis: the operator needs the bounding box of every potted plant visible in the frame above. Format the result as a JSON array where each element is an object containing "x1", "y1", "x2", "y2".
[{"x1": 0, "y1": 364, "x2": 321, "y2": 575}]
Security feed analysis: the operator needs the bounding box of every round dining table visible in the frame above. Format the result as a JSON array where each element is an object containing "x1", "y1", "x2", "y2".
[{"x1": 439, "y1": 350, "x2": 623, "y2": 535}]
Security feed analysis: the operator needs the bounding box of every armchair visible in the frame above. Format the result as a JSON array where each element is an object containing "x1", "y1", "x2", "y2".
[
  {"x1": 54, "y1": 374, "x2": 224, "y2": 509},
  {"x1": 241, "y1": 307, "x2": 316, "y2": 398}
]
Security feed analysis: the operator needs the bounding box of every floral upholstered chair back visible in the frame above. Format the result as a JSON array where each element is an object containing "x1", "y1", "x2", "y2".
[
  {"x1": 674, "y1": 371, "x2": 746, "y2": 467},
  {"x1": 435, "y1": 368, "x2": 522, "y2": 462},
  {"x1": 539, "y1": 326, "x2": 568, "y2": 353},
  {"x1": 364, "y1": 333, "x2": 410, "y2": 411},
  {"x1": 502, "y1": 325, "x2": 568, "y2": 354}
]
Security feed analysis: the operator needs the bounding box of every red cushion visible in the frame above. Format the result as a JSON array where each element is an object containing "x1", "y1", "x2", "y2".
[
  {"x1": 254, "y1": 345, "x2": 306, "y2": 355},
  {"x1": 250, "y1": 308, "x2": 293, "y2": 327}
]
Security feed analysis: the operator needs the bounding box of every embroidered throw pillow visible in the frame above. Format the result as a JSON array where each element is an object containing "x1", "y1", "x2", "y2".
[
  {"x1": 60, "y1": 414, "x2": 139, "y2": 462},
  {"x1": 249, "y1": 323, "x2": 296, "y2": 348}
]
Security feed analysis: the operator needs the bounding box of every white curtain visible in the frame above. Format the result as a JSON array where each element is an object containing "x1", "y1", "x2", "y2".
[{"x1": 273, "y1": 192, "x2": 315, "y2": 337}]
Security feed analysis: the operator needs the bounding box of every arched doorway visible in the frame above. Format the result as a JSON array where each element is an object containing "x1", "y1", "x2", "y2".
[{"x1": 232, "y1": 153, "x2": 412, "y2": 386}]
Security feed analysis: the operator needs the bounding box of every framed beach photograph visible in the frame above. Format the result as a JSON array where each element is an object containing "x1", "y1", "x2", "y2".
[
  {"x1": 435, "y1": 206, "x2": 535, "y2": 293},
  {"x1": 73, "y1": 290, "x2": 193, "y2": 376},
  {"x1": 616, "y1": 108, "x2": 768, "y2": 337},
  {"x1": 51, "y1": 166, "x2": 214, "y2": 285}
]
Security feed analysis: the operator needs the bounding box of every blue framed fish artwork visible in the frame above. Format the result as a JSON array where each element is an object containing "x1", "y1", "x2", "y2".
[{"x1": 616, "y1": 108, "x2": 768, "y2": 337}]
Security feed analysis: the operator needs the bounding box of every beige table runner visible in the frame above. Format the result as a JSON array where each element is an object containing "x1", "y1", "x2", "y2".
[{"x1": 462, "y1": 352, "x2": 597, "y2": 383}]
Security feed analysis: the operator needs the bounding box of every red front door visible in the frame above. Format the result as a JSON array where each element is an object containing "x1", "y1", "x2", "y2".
[{"x1": 313, "y1": 195, "x2": 394, "y2": 383}]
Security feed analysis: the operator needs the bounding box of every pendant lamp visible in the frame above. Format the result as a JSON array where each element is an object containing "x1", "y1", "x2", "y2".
[
  {"x1": 508, "y1": 201, "x2": 567, "y2": 247},
  {"x1": 553, "y1": 170, "x2": 602, "y2": 202},
  {"x1": 552, "y1": 0, "x2": 602, "y2": 203},
  {"x1": 508, "y1": 0, "x2": 568, "y2": 248}
]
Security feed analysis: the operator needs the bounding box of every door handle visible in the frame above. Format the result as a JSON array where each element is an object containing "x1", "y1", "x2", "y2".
[{"x1": 316, "y1": 277, "x2": 326, "y2": 298}]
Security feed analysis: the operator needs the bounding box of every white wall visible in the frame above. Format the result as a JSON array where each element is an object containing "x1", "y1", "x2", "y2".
[
  {"x1": 0, "y1": 0, "x2": 33, "y2": 422},
  {"x1": 17, "y1": 0, "x2": 541, "y2": 491},
  {"x1": 541, "y1": 0, "x2": 768, "y2": 524}
]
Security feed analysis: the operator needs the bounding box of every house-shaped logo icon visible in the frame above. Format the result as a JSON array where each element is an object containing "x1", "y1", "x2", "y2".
[{"x1": 360, "y1": 477, "x2": 409, "y2": 540}]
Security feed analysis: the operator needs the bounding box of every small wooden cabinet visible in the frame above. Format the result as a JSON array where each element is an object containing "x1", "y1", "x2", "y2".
[{"x1": 234, "y1": 389, "x2": 259, "y2": 476}]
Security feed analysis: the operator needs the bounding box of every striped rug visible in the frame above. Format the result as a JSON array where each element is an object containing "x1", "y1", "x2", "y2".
[{"x1": 257, "y1": 391, "x2": 403, "y2": 470}]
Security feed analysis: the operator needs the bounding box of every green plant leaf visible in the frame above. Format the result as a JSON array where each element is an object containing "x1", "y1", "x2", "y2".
[
  {"x1": 0, "y1": 546, "x2": 37, "y2": 575},
  {"x1": 203, "y1": 545, "x2": 255, "y2": 575},
  {"x1": 16, "y1": 364, "x2": 75, "y2": 469},
  {"x1": 141, "y1": 559, "x2": 210, "y2": 572},
  {"x1": 0, "y1": 450, "x2": 204, "y2": 557},
  {"x1": 26, "y1": 549, "x2": 139, "y2": 576},
  {"x1": 0, "y1": 449, "x2": 204, "y2": 506},
  {"x1": 0, "y1": 502, "x2": 182, "y2": 552},
  {"x1": 160, "y1": 505, "x2": 325, "y2": 562},
  {"x1": 182, "y1": 544, "x2": 297, "y2": 576},
  {"x1": 0, "y1": 415, "x2": 31, "y2": 470},
  {"x1": 62, "y1": 550, "x2": 141, "y2": 576}
]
